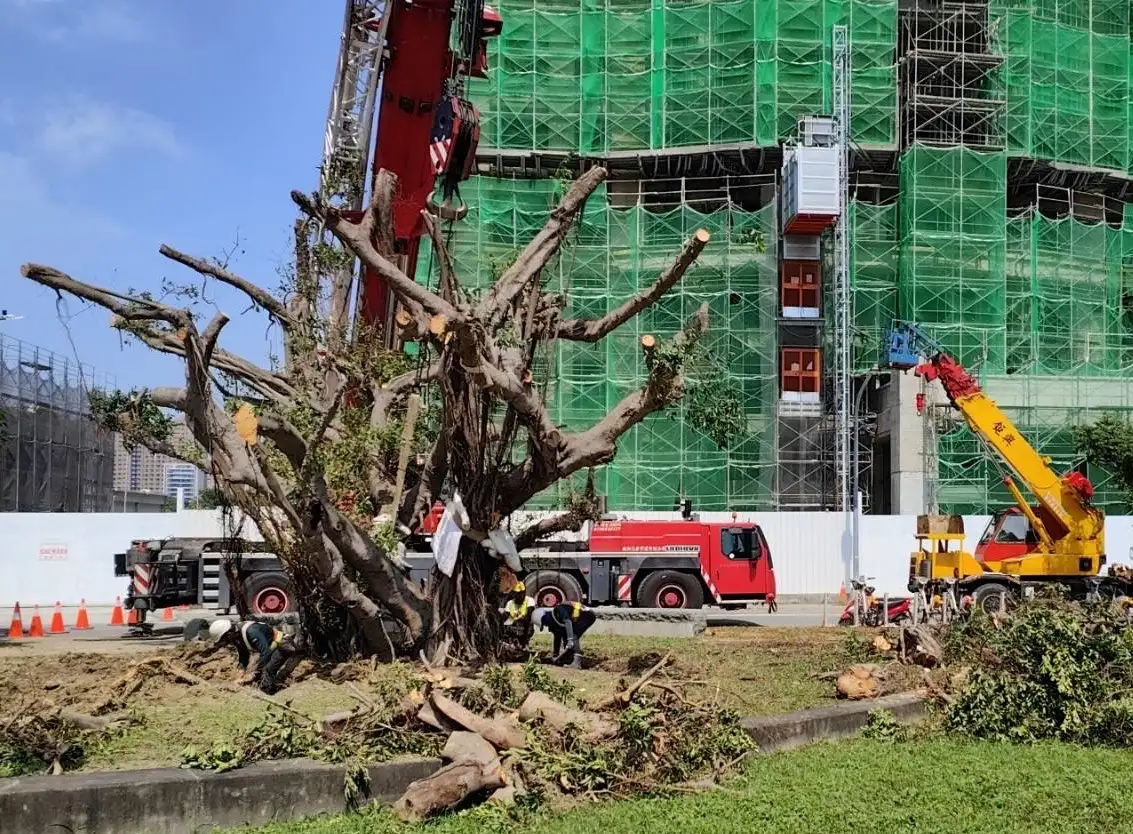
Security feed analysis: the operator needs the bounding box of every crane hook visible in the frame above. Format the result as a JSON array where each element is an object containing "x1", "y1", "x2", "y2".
[{"x1": 426, "y1": 192, "x2": 468, "y2": 223}]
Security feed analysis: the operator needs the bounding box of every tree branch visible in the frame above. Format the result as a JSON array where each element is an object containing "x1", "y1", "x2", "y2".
[
  {"x1": 200, "y1": 312, "x2": 229, "y2": 370},
  {"x1": 159, "y1": 245, "x2": 292, "y2": 327},
  {"x1": 478, "y1": 166, "x2": 607, "y2": 324},
  {"x1": 21, "y1": 264, "x2": 189, "y2": 327},
  {"x1": 128, "y1": 325, "x2": 296, "y2": 403},
  {"x1": 370, "y1": 361, "x2": 440, "y2": 429},
  {"x1": 500, "y1": 306, "x2": 710, "y2": 513},
  {"x1": 397, "y1": 431, "x2": 448, "y2": 529},
  {"x1": 566, "y1": 305, "x2": 710, "y2": 468},
  {"x1": 557, "y1": 229, "x2": 710, "y2": 343},
  {"x1": 513, "y1": 511, "x2": 588, "y2": 552},
  {"x1": 291, "y1": 188, "x2": 458, "y2": 327},
  {"x1": 421, "y1": 212, "x2": 460, "y2": 305}
]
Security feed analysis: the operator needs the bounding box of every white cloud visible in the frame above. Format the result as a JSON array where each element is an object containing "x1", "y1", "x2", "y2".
[
  {"x1": 38, "y1": 98, "x2": 186, "y2": 167},
  {"x1": 7, "y1": 0, "x2": 153, "y2": 44}
]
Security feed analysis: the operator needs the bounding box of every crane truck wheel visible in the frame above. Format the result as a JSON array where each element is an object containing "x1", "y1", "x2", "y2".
[
  {"x1": 243, "y1": 572, "x2": 297, "y2": 616},
  {"x1": 972, "y1": 582, "x2": 1015, "y2": 615},
  {"x1": 636, "y1": 571, "x2": 705, "y2": 610},
  {"x1": 523, "y1": 570, "x2": 584, "y2": 608}
]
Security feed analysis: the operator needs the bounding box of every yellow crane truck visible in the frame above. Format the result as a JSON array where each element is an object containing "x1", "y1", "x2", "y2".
[{"x1": 886, "y1": 322, "x2": 1126, "y2": 613}]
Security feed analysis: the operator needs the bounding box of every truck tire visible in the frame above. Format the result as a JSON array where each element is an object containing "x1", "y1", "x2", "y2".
[
  {"x1": 243, "y1": 572, "x2": 297, "y2": 616},
  {"x1": 523, "y1": 570, "x2": 583, "y2": 607},
  {"x1": 972, "y1": 582, "x2": 1014, "y2": 615},
  {"x1": 636, "y1": 571, "x2": 704, "y2": 610}
]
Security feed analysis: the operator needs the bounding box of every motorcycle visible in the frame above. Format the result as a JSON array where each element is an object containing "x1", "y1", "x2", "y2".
[{"x1": 838, "y1": 577, "x2": 912, "y2": 626}]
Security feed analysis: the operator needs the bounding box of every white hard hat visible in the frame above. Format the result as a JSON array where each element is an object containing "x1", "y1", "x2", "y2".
[{"x1": 208, "y1": 619, "x2": 233, "y2": 642}]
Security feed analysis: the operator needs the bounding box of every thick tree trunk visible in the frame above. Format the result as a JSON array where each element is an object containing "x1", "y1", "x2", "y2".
[{"x1": 427, "y1": 537, "x2": 505, "y2": 664}]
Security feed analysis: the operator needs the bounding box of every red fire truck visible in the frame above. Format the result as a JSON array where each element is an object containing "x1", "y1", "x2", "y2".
[{"x1": 416, "y1": 509, "x2": 778, "y2": 611}]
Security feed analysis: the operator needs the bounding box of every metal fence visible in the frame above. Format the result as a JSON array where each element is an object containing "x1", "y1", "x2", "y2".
[{"x1": 0, "y1": 334, "x2": 115, "y2": 512}]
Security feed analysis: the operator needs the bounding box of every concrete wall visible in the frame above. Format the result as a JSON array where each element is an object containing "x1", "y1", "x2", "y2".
[
  {"x1": 0, "y1": 509, "x2": 262, "y2": 607},
  {"x1": 3, "y1": 508, "x2": 1133, "y2": 605}
]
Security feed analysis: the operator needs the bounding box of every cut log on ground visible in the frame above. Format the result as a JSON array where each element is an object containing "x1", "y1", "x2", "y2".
[
  {"x1": 518, "y1": 691, "x2": 618, "y2": 742},
  {"x1": 429, "y1": 691, "x2": 527, "y2": 750},
  {"x1": 442, "y1": 731, "x2": 498, "y2": 766},
  {"x1": 393, "y1": 759, "x2": 506, "y2": 823},
  {"x1": 835, "y1": 664, "x2": 882, "y2": 700},
  {"x1": 899, "y1": 625, "x2": 943, "y2": 668}
]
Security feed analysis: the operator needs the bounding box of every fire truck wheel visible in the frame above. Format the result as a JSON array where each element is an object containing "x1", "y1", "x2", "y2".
[
  {"x1": 244, "y1": 572, "x2": 297, "y2": 616},
  {"x1": 636, "y1": 571, "x2": 704, "y2": 610},
  {"x1": 523, "y1": 571, "x2": 583, "y2": 608}
]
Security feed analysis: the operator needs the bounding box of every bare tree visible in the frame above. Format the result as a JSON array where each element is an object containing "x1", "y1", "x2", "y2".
[{"x1": 19, "y1": 166, "x2": 718, "y2": 664}]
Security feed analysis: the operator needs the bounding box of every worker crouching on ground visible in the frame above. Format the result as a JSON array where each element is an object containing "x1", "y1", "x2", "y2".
[
  {"x1": 208, "y1": 618, "x2": 299, "y2": 694},
  {"x1": 532, "y1": 602, "x2": 596, "y2": 669}
]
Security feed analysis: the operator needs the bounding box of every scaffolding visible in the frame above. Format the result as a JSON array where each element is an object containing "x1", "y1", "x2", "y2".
[
  {"x1": 469, "y1": 0, "x2": 900, "y2": 154},
  {"x1": 990, "y1": 0, "x2": 1131, "y2": 173},
  {"x1": 0, "y1": 334, "x2": 115, "y2": 512},
  {"x1": 898, "y1": 0, "x2": 1005, "y2": 149},
  {"x1": 442, "y1": 0, "x2": 1131, "y2": 513}
]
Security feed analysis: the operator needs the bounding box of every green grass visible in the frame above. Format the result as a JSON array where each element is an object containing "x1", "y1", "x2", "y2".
[
  {"x1": 3, "y1": 628, "x2": 861, "y2": 773},
  {"x1": 232, "y1": 738, "x2": 1133, "y2": 834}
]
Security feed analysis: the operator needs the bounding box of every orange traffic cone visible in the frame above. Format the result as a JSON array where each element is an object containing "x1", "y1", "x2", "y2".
[
  {"x1": 28, "y1": 606, "x2": 45, "y2": 638},
  {"x1": 838, "y1": 582, "x2": 848, "y2": 604},
  {"x1": 162, "y1": 607, "x2": 174, "y2": 622},
  {"x1": 110, "y1": 597, "x2": 125, "y2": 626},
  {"x1": 7, "y1": 603, "x2": 24, "y2": 639},
  {"x1": 49, "y1": 601, "x2": 66, "y2": 634},
  {"x1": 127, "y1": 607, "x2": 139, "y2": 625},
  {"x1": 74, "y1": 599, "x2": 92, "y2": 630}
]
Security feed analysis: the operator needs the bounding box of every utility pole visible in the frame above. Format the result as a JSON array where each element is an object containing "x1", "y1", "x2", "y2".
[{"x1": 831, "y1": 24, "x2": 853, "y2": 579}]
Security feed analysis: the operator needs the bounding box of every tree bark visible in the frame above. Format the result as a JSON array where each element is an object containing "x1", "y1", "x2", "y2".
[
  {"x1": 393, "y1": 760, "x2": 506, "y2": 823},
  {"x1": 518, "y1": 692, "x2": 618, "y2": 742}
]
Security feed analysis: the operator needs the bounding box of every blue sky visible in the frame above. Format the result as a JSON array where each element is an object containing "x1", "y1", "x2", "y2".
[{"x1": 0, "y1": 0, "x2": 341, "y2": 389}]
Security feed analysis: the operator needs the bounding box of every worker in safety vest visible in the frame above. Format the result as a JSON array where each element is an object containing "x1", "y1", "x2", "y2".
[
  {"x1": 208, "y1": 619, "x2": 299, "y2": 694},
  {"x1": 502, "y1": 581, "x2": 537, "y2": 646},
  {"x1": 531, "y1": 602, "x2": 596, "y2": 669}
]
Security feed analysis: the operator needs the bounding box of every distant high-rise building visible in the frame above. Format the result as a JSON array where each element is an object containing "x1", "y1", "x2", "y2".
[
  {"x1": 112, "y1": 421, "x2": 211, "y2": 496},
  {"x1": 165, "y1": 462, "x2": 205, "y2": 502}
]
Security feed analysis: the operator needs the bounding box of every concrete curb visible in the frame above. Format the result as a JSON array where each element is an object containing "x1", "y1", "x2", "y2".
[
  {"x1": 0, "y1": 756, "x2": 440, "y2": 834},
  {"x1": 741, "y1": 692, "x2": 928, "y2": 753},
  {"x1": 1, "y1": 695, "x2": 928, "y2": 833}
]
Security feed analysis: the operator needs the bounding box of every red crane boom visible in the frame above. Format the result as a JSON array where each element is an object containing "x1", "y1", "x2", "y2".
[{"x1": 320, "y1": 0, "x2": 501, "y2": 337}]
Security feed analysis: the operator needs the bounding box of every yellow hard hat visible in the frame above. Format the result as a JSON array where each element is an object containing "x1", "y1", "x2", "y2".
[{"x1": 513, "y1": 581, "x2": 526, "y2": 593}]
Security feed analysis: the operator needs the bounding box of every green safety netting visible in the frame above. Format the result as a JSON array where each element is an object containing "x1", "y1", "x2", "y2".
[
  {"x1": 900, "y1": 144, "x2": 1133, "y2": 513},
  {"x1": 468, "y1": 0, "x2": 898, "y2": 154},
  {"x1": 849, "y1": 201, "x2": 899, "y2": 371},
  {"x1": 898, "y1": 145, "x2": 1008, "y2": 372},
  {"x1": 935, "y1": 418, "x2": 1129, "y2": 515},
  {"x1": 990, "y1": 0, "x2": 1131, "y2": 170},
  {"x1": 416, "y1": 176, "x2": 779, "y2": 510}
]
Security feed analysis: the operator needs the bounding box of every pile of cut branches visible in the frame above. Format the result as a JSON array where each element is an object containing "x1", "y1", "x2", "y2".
[
  {"x1": 941, "y1": 591, "x2": 1133, "y2": 745},
  {"x1": 182, "y1": 653, "x2": 752, "y2": 820},
  {"x1": 0, "y1": 705, "x2": 135, "y2": 777}
]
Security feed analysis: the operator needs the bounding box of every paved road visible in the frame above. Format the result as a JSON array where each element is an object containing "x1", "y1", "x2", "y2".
[{"x1": 0, "y1": 602, "x2": 833, "y2": 654}]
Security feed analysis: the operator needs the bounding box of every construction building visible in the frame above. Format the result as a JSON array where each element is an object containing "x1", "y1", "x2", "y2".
[
  {"x1": 414, "y1": 0, "x2": 1133, "y2": 516},
  {"x1": 0, "y1": 334, "x2": 114, "y2": 512}
]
